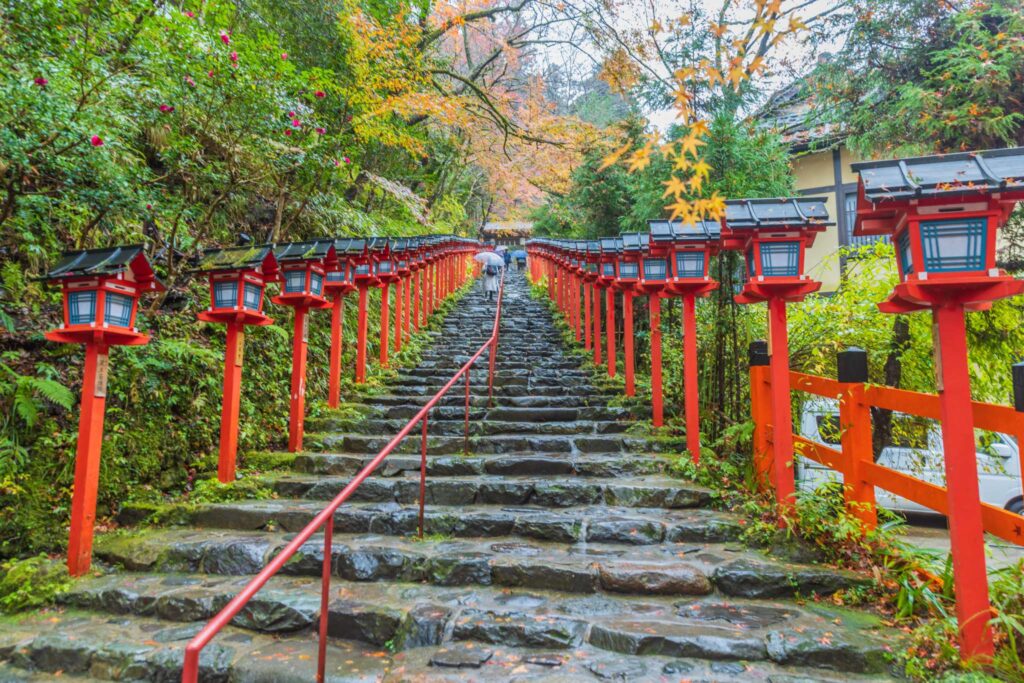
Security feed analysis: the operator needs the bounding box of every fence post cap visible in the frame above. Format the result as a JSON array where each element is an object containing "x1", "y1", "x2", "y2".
[
  {"x1": 838, "y1": 347, "x2": 869, "y2": 383},
  {"x1": 1012, "y1": 362, "x2": 1024, "y2": 412},
  {"x1": 749, "y1": 340, "x2": 769, "y2": 367}
]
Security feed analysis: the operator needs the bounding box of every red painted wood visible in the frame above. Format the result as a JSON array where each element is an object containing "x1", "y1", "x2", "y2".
[
  {"x1": 650, "y1": 295, "x2": 663, "y2": 427},
  {"x1": 379, "y1": 282, "x2": 390, "y2": 368},
  {"x1": 934, "y1": 304, "x2": 995, "y2": 660},
  {"x1": 623, "y1": 291, "x2": 635, "y2": 396},
  {"x1": 287, "y1": 308, "x2": 309, "y2": 453},
  {"x1": 682, "y1": 293, "x2": 699, "y2": 462},
  {"x1": 218, "y1": 322, "x2": 243, "y2": 482},
  {"x1": 67, "y1": 342, "x2": 109, "y2": 576},
  {"x1": 356, "y1": 286, "x2": 369, "y2": 384},
  {"x1": 768, "y1": 296, "x2": 796, "y2": 515},
  {"x1": 606, "y1": 286, "x2": 615, "y2": 378},
  {"x1": 328, "y1": 295, "x2": 344, "y2": 409}
]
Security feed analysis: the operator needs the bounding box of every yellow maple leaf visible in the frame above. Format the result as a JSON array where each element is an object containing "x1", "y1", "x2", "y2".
[
  {"x1": 598, "y1": 141, "x2": 632, "y2": 171},
  {"x1": 689, "y1": 119, "x2": 710, "y2": 137},
  {"x1": 688, "y1": 173, "x2": 705, "y2": 193},
  {"x1": 691, "y1": 158, "x2": 712, "y2": 179},
  {"x1": 662, "y1": 176, "x2": 689, "y2": 199},
  {"x1": 678, "y1": 133, "x2": 706, "y2": 157},
  {"x1": 728, "y1": 66, "x2": 746, "y2": 90},
  {"x1": 626, "y1": 146, "x2": 653, "y2": 173},
  {"x1": 788, "y1": 15, "x2": 809, "y2": 32},
  {"x1": 706, "y1": 67, "x2": 724, "y2": 88},
  {"x1": 709, "y1": 22, "x2": 727, "y2": 37}
]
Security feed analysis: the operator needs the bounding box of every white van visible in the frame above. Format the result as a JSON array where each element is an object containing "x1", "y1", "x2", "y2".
[{"x1": 796, "y1": 398, "x2": 1024, "y2": 516}]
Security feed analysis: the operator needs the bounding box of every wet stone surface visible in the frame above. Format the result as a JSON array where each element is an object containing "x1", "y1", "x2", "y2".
[{"x1": 1, "y1": 272, "x2": 904, "y2": 681}]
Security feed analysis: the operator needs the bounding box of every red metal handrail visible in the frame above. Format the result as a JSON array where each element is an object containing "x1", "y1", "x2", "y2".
[{"x1": 181, "y1": 272, "x2": 505, "y2": 682}]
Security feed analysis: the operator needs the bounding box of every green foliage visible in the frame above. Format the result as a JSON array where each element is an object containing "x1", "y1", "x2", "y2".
[
  {"x1": 188, "y1": 477, "x2": 273, "y2": 504},
  {"x1": 0, "y1": 555, "x2": 71, "y2": 614},
  {"x1": 813, "y1": 0, "x2": 1024, "y2": 155}
]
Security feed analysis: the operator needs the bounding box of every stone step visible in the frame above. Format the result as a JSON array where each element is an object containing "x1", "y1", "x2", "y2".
[
  {"x1": 94, "y1": 528, "x2": 872, "y2": 601},
  {"x1": 364, "y1": 404, "x2": 632, "y2": 423},
  {"x1": 363, "y1": 394, "x2": 623, "y2": 409},
  {"x1": 125, "y1": 499, "x2": 745, "y2": 547},
  {"x1": 55, "y1": 573, "x2": 894, "y2": 675},
  {"x1": 304, "y1": 433, "x2": 681, "y2": 457},
  {"x1": 267, "y1": 474, "x2": 712, "y2": 509},
  {"x1": 312, "y1": 418, "x2": 632, "y2": 437},
  {"x1": 288, "y1": 452, "x2": 666, "y2": 478},
  {"x1": 0, "y1": 610, "x2": 391, "y2": 682}
]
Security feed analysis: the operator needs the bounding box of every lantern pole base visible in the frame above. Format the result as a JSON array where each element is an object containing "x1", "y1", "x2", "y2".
[{"x1": 218, "y1": 322, "x2": 244, "y2": 483}]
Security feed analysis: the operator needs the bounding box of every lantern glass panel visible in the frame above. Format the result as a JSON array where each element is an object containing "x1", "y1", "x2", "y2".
[
  {"x1": 398, "y1": 260, "x2": 408, "y2": 269},
  {"x1": 213, "y1": 281, "x2": 238, "y2": 308},
  {"x1": 586, "y1": 262, "x2": 597, "y2": 273},
  {"x1": 68, "y1": 291, "x2": 97, "y2": 325},
  {"x1": 745, "y1": 249, "x2": 755, "y2": 278},
  {"x1": 310, "y1": 272, "x2": 324, "y2": 296},
  {"x1": 104, "y1": 292, "x2": 133, "y2": 327},
  {"x1": 759, "y1": 241, "x2": 800, "y2": 277},
  {"x1": 378, "y1": 261, "x2": 393, "y2": 274},
  {"x1": 355, "y1": 264, "x2": 371, "y2": 276},
  {"x1": 643, "y1": 258, "x2": 668, "y2": 280},
  {"x1": 326, "y1": 270, "x2": 345, "y2": 282},
  {"x1": 675, "y1": 252, "x2": 705, "y2": 279},
  {"x1": 602, "y1": 263, "x2": 615, "y2": 277},
  {"x1": 618, "y1": 262, "x2": 638, "y2": 279},
  {"x1": 919, "y1": 218, "x2": 987, "y2": 272},
  {"x1": 243, "y1": 283, "x2": 262, "y2": 310},
  {"x1": 897, "y1": 230, "x2": 914, "y2": 275},
  {"x1": 284, "y1": 270, "x2": 306, "y2": 293}
]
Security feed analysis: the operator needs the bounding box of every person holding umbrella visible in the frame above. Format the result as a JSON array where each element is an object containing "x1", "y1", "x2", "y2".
[{"x1": 474, "y1": 251, "x2": 504, "y2": 301}]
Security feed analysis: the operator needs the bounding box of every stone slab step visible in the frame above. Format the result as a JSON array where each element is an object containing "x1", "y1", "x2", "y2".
[
  {"x1": 55, "y1": 574, "x2": 896, "y2": 675},
  {"x1": 267, "y1": 474, "x2": 712, "y2": 509},
  {"x1": 0, "y1": 610, "x2": 388, "y2": 682},
  {"x1": 315, "y1": 418, "x2": 632, "y2": 437},
  {"x1": 304, "y1": 433, "x2": 682, "y2": 457},
  {"x1": 288, "y1": 452, "x2": 665, "y2": 478},
  {"x1": 94, "y1": 529, "x2": 873, "y2": 600},
  {"x1": 133, "y1": 500, "x2": 743, "y2": 546}
]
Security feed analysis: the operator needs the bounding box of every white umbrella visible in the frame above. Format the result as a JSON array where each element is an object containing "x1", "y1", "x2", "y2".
[
  {"x1": 474, "y1": 252, "x2": 504, "y2": 267},
  {"x1": 494, "y1": 245, "x2": 509, "y2": 252}
]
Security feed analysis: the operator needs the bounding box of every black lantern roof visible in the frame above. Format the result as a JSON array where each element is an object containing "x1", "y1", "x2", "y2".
[
  {"x1": 724, "y1": 197, "x2": 832, "y2": 230},
  {"x1": 852, "y1": 146, "x2": 1024, "y2": 202},
  {"x1": 587, "y1": 240, "x2": 601, "y2": 255},
  {"x1": 334, "y1": 238, "x2": 366, "y2": 255},
  {"x1": 366, "y1": 237, "x2": 389, "y2": 253},
  {"x1": 599, "y1": 237, "x2": 620, "y2": 254},
  {"x1": 44, "y1": 245, "x2": 163, "y2": 289},
  {"x1": 648, "y1": 219, "x2": 721, "y2": 243},
  {"x1": 621, "y1": 233, "x2": 649, "y2": 251},
  {"x1": 273, "y1": 239, "x2": 335, "y2": 263},
  {"x1": 193, "y1": 244, "x2": 276, "y2": 273}
]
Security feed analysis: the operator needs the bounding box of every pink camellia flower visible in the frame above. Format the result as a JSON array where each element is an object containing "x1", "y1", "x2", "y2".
[
  {"x1": 288, "y1": 111, "x2": 295, "y2": 117},
  {"x1": 314, "y1": 90, "x2": 326, "y2": 98},
  {"x1": 33, "y1": 77, "x2": 48, "y2": 87},
  {"x1": 230, "y1": 51, "x2": 238, "y2": 63},
  {"x1": 343, "y1": 156, "x2": 351, "y2": 164},
  {"x1": 291, "y1": 118, "x2": 301, "y2": 127},
  {"x1": 208, "y1": 70, "x2": 215, "y2": 78},
  {"x1": 315, "y1": 127, "x2": 325, "y2": 135},
  {"x1": 284, "y1": 129, "x2": 292, "y2": 136},
  {"x1": 333, "y1": 159, "x2": 340, "y2": 167},
  {"x1": 146, "y1": 203, "x2": 153, "y2": 210},
  {"x1": 185, "y1": 75, "x2": 196, "y2": 87},
  {"x1": 159, "y1": 104, "x2": 175, "y2": 113},
  {"x1": 90, "y1": 135, "x2": 104, "y2": 147},
  {"x1": 281, "y1": 53, "x2": 288, "y2": 60},
  {"x1": 220, "y1": 32, "x2": 230, "y2": 45},
  {"x1": 184, "y1": 10, "x2": 194, "y2": 18}
]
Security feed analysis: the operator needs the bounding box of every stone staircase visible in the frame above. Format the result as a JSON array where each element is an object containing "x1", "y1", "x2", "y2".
[{"x1": 0, "y1": 272, "x2": 902, "y2": 682}]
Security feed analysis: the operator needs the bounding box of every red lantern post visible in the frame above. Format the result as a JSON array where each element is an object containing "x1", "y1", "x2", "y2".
[
  {"x1": 634, "y1": 232, "x2": 673, "y2": 427},
  {"x1": 43, "y1": 246, "x2": 164, "y2": 576},
  {"x1": 325, "y1": 240, "x2": 360, "y2": 408},
  {"x1": 375, "y1": 241, "x2": 399, "y2": 368},
  {"x1": 648, "y1": 219, "x2": 721, "y2": 462},
  {"x1": 612, "y1": 236, "x2": 641, "y2": 397},
  {"x1": 350, "y1": 239, "x2": 380, "y2": 384},
  {"x1": 272, "y1": 240, "x2": 336, "y2": 452},
  {"x1": 195, "y1": 245, "x2": 279, "y2": 481},
  {"x1": 721, "y1": 197, "x2": 829, "y2": 514},
  {"x1": 852, "y1": 147, "x2": 1024, "y2": 661}
]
